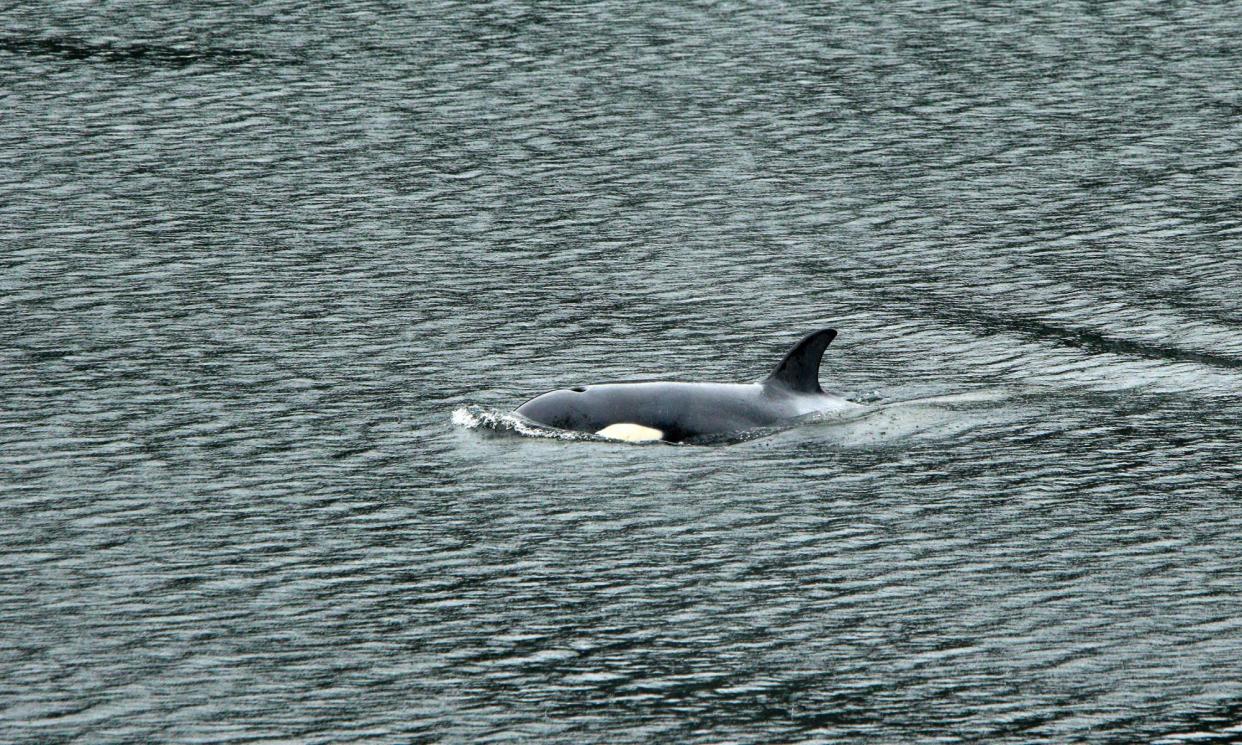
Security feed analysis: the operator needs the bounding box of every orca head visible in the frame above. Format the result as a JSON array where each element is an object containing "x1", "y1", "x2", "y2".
[{"x1": 514, "y1": 386, "x2": 599, "y2": 432}]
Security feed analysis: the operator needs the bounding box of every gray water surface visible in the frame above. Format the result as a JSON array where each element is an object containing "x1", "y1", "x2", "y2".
[{"x1": 3, "y1": 1, "x2": 1241, "y2": 743}]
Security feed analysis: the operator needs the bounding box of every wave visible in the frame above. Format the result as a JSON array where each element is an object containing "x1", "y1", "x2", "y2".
[
  {"x1": 0, "y1": 32, "x2": 283, "y2": 68},
  {"x1": 451, "y1": 405, "x2": 596, "y2": 442}
]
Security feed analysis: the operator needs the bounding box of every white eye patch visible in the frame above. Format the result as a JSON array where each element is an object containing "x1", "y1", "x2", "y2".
[{"x1": 595, "y1": 423, "x2": 665, "y2": 442}]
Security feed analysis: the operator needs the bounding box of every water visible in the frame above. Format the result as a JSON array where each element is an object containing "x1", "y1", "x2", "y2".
[{"x1": 2, "y1": 1, "x2": 1240, "y2": 742}]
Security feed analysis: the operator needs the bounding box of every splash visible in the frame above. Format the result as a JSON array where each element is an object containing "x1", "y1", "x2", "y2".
[{"x1": 451, "y1": 405, "x2": 592, "y2": 441}]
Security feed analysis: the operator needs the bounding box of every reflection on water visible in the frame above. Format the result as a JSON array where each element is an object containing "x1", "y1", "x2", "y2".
[{"x1": 2, "y1": 0, "x2": 1241, "y2": 743}]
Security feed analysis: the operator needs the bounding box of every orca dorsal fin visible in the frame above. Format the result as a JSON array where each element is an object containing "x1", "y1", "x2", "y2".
[{"x1": 763, "y1": 328, "x2": 838, "y2": 393}]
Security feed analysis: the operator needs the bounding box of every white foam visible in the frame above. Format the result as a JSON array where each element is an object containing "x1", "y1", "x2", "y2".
[{"x1": 450, "y1": 406, "x2": 589, "y2": 441}]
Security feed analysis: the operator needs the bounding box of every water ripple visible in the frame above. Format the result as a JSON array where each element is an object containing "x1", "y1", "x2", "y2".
[{"x1": 3, "y1": 0, "x2": 1241, "y2": 743}]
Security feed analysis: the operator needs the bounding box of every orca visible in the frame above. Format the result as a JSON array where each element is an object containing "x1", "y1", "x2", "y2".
[{"x1": 514, "y1": 329, "x2": 861, "y2": 443}]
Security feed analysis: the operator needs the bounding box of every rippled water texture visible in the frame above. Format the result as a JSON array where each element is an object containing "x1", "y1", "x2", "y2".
[{"x1": 3, "y1": 1, "x2": 1241, "y2": 743}]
